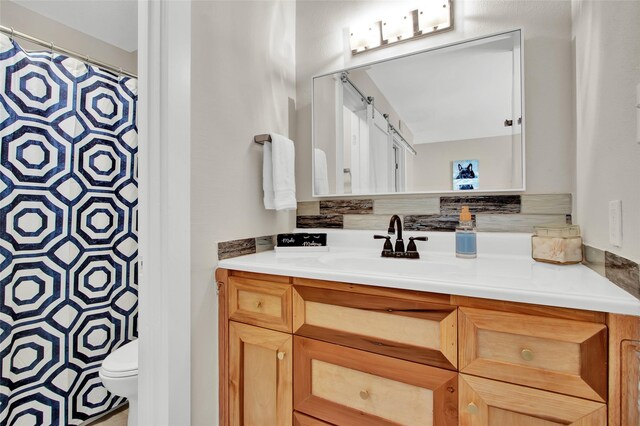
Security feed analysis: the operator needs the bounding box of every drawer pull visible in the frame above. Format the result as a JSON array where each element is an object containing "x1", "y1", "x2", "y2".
[
  {"x1": 467, "y1": 402, "x2": 478, "y2": 414},
  {"x1": 277, "y1": 351, "x2": 285, "y2": 360},
  {"x1": 359, "y1": 390, "x2": 370, "y2": 400},
  {"x1": 521, "y1": 348, "x2": 534, "y2": 361}
]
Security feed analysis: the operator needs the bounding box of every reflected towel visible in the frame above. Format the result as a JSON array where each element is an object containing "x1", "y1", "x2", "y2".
[
  {"x1": 314, "y1": 148, "x2": 329, "y2": 195},
  {"x1": 267, "y1": 134, "x2": 297, "y2": 211}
]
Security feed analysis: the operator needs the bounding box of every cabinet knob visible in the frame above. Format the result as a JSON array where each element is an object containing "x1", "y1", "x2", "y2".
[
  {"x1": 521, "y1": 348, "x2": 534, "y2": 361},
  {"x1": 256, "y1": 301, "x2": 263, "y2": 309},
  {"x1": 467, "y1": 402, "x2": 478, "y2": 414},
  {"x1": 359, "y1": 390, "x2": 370, "y2": 400},
  {"x1": 277, "y1": 351, "x2": 285, "y2": 360}
]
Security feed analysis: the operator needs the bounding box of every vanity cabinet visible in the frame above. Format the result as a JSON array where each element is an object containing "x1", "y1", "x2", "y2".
[{"x1": 217, "y1": 268, "x2": 635, "y2": 426}]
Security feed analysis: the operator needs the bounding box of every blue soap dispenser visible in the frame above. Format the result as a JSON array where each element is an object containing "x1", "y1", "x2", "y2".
[{"x1": 456, "y1": 206, "x2": 477, "y2": 258}]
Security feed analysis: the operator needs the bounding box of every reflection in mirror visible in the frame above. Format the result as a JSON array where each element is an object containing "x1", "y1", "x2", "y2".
[{"x1": 312, "y1": 30, "x2": 523, "y2": 196}]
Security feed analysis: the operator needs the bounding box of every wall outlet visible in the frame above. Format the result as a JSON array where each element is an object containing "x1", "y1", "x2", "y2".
[{"x1": 609, "y1": 200, "x2": 623, "y2": 247}]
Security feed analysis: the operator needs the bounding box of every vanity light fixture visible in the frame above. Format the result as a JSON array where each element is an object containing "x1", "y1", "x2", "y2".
[
  {"x1": 350, "y1": 0, "x2": 453, "y2": 55},
  {"x1": 381, "y1": 13, "x2": 414, "y2": 44},
  {"x1": 349, "y1": 22, "x2": 382, "y2": 54}
]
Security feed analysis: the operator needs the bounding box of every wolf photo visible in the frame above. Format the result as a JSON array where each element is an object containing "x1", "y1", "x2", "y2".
[{"x1": 453, "y1": 160, "x2": 479, "y2": 191}]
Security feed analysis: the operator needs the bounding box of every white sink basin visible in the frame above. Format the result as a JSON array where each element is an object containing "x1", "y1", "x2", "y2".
[{"x1": 317, "y1": 250, "x2": 468, "y2": 277}]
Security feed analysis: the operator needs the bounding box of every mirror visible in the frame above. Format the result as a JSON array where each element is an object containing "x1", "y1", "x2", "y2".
[{"x1": 312, "y1": 30, "x2": 523, "y2": 196}]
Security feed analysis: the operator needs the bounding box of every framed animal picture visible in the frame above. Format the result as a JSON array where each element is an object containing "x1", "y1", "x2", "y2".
[{"x1": 453, "y1": 160, "x2": 479, "y2": 191}]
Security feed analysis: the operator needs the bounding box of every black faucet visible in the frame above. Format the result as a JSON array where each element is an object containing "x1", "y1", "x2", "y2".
[
  {"x1": 387, "y1": 214, "x2": 404, "y2": 253},
  {"x1": 373, "y1": 215, "x2": 428, "y2": 259}
]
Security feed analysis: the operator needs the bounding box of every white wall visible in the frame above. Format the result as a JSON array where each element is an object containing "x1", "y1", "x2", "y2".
[
  {"x1": 573, "y1": 0, "x2": 640, "y2": 263},
  {"x1": 190, "y1": 1, "x2": 296, "y2": 424},
  {"x1": 296, "y1": 0, "x2": 574, "y2": 200},
  {"x1": 409, "y1": 135, "x2": 522, "y2": 192},
  {"x1": 0, "y1": 0, "x2": 137, "y2": 72}
]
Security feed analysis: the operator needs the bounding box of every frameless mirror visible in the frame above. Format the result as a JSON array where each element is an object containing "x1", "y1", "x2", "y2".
[{"x1": 312, "y1": 30, "x2": 524, "y2": 196}]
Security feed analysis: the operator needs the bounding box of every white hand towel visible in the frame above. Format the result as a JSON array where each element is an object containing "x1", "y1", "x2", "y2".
[
  {"x1": 262, "y1": 142, "x2": 275, "y2": 209},
  {"x1": 314, "y1": 148, "x2": 330, "y2": 195},
  {"x1": 270, "y1": 134, "x2": 297, "y2": 211}
]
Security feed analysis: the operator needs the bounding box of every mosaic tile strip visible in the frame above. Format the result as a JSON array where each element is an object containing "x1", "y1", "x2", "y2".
[
  {"x1": 404, "y1": 215, "x2": 461, "y2": 232},
  {"x1": 440, "y1": 195, "x2": 521, "y2": 215},
  {"x1": 297, "y1": 215, "x2": 344, "y2": 229},
  {"x1": 256, "y1": 235, "x2": 276, "y2": 253},
  {"x1": 373, "y1": 197, "x2": 439, "y2": 215},
  {"x1": 218, "y1": 238, "x2": 256, "y2": 260},
  {"x1": 344, "y1": 215, "x2": 399, "y2": 230},
  {"x1": 319, "y1": 199, "x2": 373, "y2": 215},
  {"x1": 297, "y1": 201, "x2": 320, "y2": 216},
  {"x1": 521, "y1": 194, "x2": 572, "y2": 214},
  {"x1": 605, "y1": 251, "x2": 640, "y2": 300},
  {"x1": 583, "y1": 245, "x2": 606, "y2": 276},
  {"x1": 476, "y1": 214, "x2": 567, "y2": 233}
]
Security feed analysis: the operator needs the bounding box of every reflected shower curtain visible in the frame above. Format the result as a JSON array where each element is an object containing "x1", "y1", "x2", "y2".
[{"x1": 0, "y1": 34, "x2": 138, "y2": 425}]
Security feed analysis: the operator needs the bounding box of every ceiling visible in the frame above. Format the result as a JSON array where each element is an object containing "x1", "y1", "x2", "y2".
[{"x1": 10, "y1": 0, "x2": 138, "y2": 52}]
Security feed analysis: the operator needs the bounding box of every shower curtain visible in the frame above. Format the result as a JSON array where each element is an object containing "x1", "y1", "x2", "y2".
[{"x1": 0, "y1": 34, "x2": 138, "y2": 425}]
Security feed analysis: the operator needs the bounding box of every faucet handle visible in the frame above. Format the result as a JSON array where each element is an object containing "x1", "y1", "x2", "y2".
[
  {"x1": 373, "y1": 235, "x2": 393, "y2": 252},
  {"x1": 407, "y1": 236, "x2": 428, "y2": 252}
]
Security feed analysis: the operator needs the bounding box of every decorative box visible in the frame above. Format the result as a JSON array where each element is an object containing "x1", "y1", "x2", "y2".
[{"x1": 531, "y1": 225, "x2": 583, "y2": 265}]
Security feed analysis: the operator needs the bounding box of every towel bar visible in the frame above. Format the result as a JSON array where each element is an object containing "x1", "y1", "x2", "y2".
[{"x1": 254, "y1": 134, "x2": 272, "y2": 144}]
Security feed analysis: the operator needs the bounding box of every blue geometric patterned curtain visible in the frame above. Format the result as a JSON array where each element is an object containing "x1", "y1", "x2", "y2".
[{"x1": 0, "y1": 34, "x2": 138, "y2": 425}]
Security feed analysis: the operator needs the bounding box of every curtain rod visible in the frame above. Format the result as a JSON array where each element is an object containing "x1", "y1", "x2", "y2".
[{"x1": 0, "y1": 25, "x2": 137, "y2": 78}]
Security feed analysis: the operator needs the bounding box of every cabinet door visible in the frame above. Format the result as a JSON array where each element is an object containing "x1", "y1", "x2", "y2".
[
  {"x1": 459, "y1": 374, "x2": 606, "y2": 425},
  {"x1": 622, "y1": 340, "x2": 640, "y2": 425},
  {"x1": 294, "y1": 336, "x2": 458, "y2": 426},
  {"x1": 293, "y1": 285, "x2": 457, "y2": 369},
  {"x1": 229, "y1": 321, "x2": 292, "y2": 426},
  {"x1": 459, "y1": 307, "x2": 607, "y2": 401}
]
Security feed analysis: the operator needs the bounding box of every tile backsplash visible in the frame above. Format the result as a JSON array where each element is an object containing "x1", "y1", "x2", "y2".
[
  {"x1": 297, "y1": 194, "x2": 572, "y2": 233},
  {"x1": 583, "y1": 245, "x2": 640, "y2": 302},
  {"x1": 216, "y1": 192, "x2": 640, "y2": 303}
]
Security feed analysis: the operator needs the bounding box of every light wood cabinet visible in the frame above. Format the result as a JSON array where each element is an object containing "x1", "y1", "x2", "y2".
[
  {"x1": 621, "y1": 340, "x2": 640, "y2": 425},
  {"x1": 228, "y1": 321, "x2": 292, "y2": 426},
  {"x1": 608, "y1": 313, "x2": 640, "y2": 425},
  {"x1": 217, "y1": 269, "x2": 622, "y2": 426},
  {"x1": 293, "y1": 412, "x2": 334, "y2": 426},
  {"x1": 293, "y1": 285, "x2": 457, "y2": 369},
  {"x1": 459, "y1": 307, "x2": 607, "y2": 401},
  {"x1": 459, "y1": 374, "x2": 606, "y2": 425},
  {"x1": 294, "y1": 336, "x2": 458, "y2": 426}
]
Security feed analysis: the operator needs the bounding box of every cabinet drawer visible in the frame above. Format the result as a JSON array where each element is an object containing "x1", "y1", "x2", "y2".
[
  {"x1": 294, "y1": 336, "x2": 458, "y2": 426},
  {"x1": 459, "y1": 374, "x2": 606, "y2": 425},
  {"x1": 293, "y1": 285, "x2": 457, "y2": 369},
  {"x1": 294, "y1": 412, "x2": 334, "y2": 426},
  {"x1": 459, "y1": 307, "x2": 607, "y2": 401},
  {"x1": 228, "y1": 276, "x2": 292, "y2": 332}
]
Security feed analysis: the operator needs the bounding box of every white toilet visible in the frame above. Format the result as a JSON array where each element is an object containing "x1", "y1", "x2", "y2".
[{"x1": 99, "y1": 339, "x2": 139, "y2": 426}]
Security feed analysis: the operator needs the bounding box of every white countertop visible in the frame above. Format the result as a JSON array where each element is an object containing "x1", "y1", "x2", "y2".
[{"x1": 218, "y1": 230, "x2": 640, "y2": 316}]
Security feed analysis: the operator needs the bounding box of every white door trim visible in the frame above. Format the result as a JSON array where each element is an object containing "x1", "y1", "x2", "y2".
[{"x1": 137, "y1": 1, "x2": 191, "y2": 424}]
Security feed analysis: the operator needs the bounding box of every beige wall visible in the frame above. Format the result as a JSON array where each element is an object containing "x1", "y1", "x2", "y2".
[
  {"x1": 573, "y1": 0, "x2": 640, "y2": 263},
  {"x1": 190, "y1": 1, "x2": 296, "y2": 424},
  {"x1": 0, "y1": 0, "x2": 137, "y2": 73},
  {"x1": 409, "y1": 135, "x2": 522, "y2": 192},
  {"x1": 296, "y1": 0, "x2": 574, "y2": 200}
]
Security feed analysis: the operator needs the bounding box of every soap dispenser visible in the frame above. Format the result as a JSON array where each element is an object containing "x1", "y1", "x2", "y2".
[{"x1": 456, "y1": 206, "x2": 477, "y2": 258}]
